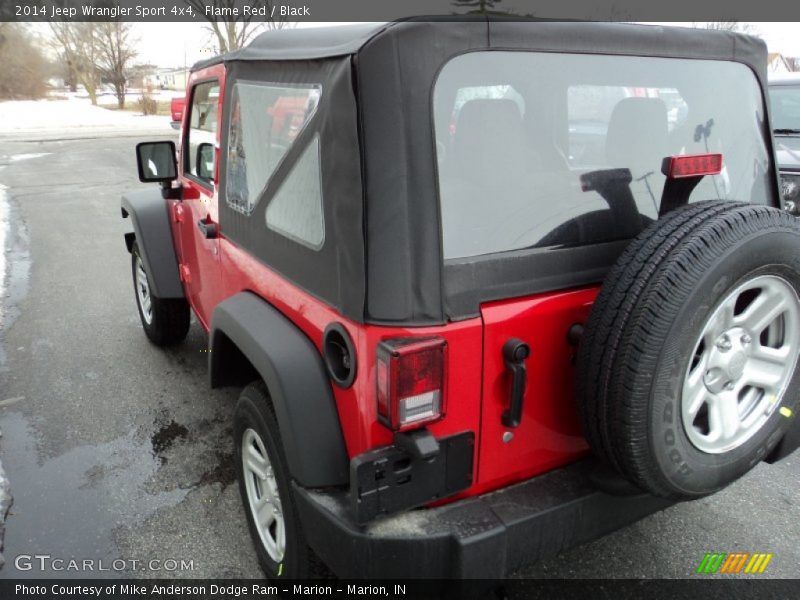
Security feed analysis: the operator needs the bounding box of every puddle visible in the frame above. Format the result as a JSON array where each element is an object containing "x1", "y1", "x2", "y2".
[
  {"x1": 150, "y1": 420, "x2": 188, "y2": 462},
  {"x1": 196, "y1": 450, "x2": 236, "y2": 488},
  {"x1": 0, "y1": 412, "x2": 189, "y2": 577},
  {"x1": 0, "y1": 187, "x2": 31, "y2": 367}
]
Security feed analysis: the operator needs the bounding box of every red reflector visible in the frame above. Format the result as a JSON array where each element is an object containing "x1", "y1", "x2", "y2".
[
  {"x1": 376, "y1": 337, "x2": 447, "y2": 432},
  {"x1": 663, "y1": 153, "x2": 723, "y2": 179}
]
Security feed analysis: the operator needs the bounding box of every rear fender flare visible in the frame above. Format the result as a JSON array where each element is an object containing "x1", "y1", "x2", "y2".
[{"x1": 210, "y1": 292, "x2": 349, "y2": 488}]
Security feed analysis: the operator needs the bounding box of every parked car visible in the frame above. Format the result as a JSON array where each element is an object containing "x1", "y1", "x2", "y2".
[
  {"x1": 770, "y1": 73, "x2": 800, "y2": 214},
  {"x1": 170, "y1": 96, "x2": 186, "y2": 130},
  {"x1": 122, "y1": 19, "x2": 800, "y2": 583}
]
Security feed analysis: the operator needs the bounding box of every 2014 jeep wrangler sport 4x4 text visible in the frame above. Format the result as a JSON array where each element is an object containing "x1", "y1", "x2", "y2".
[{"x1": 121, "y1": 19, "x2": 800, "y2": 580}]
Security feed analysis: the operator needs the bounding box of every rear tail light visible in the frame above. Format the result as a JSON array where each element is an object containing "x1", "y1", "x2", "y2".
[
  {"x1": 662, "y1": 153, "x2": 723, "y2": 179},
  {"x1": 376, "y1": 337, "x2": 447, "y2": 431}
]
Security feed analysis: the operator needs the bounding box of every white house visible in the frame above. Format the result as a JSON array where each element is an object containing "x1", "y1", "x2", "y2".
[{"x1": 768, "y1": 53, "x2": 792, "y2": 74}]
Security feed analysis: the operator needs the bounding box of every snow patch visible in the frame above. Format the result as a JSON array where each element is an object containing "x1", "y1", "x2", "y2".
[
  {"x1": 0, "y1": 440, "x2": 10, "y2": 568},
  {"x1": 0, "y1": 185, "x2": 7, "y2": 326},
  {"x1": 8, "y1": 153, "x2": 50, "y2": 163},
  {"x1": 0, "y1": 98, "x2": 171, "y2": 140}
]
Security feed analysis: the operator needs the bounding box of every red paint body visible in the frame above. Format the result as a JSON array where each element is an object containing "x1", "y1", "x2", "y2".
[{"x1": 172, "y1": 64, "x2": 597, "y2": 500}]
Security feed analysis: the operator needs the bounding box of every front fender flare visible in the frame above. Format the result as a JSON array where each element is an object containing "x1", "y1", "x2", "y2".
[
  {"x1": 121, "y1": 189, "x2": 184, "y2": 299},
  {"x1": 210, "y1": 292, "x2": 349, "y2": 488}
]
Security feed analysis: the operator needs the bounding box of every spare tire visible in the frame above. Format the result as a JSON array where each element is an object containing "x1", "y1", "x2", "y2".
[{"x1": 577, "y1": 201, "x2": 800, "y2": 499}]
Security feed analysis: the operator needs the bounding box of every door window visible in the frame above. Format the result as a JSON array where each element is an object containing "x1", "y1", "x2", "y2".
[{"x1": 185, "y1": 80, "x2": 220, "y2": 185}]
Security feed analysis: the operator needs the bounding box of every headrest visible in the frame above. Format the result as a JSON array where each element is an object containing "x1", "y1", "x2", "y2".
[
  {"x1": 605, "y1": 97, "x2": 669, "y2": 173},
  {"x1": 453, "y1": 99, "x2": 526, "y2": 183}
]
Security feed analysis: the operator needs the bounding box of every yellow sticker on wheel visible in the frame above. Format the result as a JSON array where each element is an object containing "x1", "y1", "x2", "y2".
[{"x1": 779, "y1": 407, "x2": 793, "y2": 418}]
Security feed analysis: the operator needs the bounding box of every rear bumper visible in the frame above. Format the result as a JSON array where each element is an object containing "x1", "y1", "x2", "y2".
[{"x1": 294, "y1": 459, "x2": 673, "y2": 579}]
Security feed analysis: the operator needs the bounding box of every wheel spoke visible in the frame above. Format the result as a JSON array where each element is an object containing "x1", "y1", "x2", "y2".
[
  {"x1": 256, "y1": 495, "x2": 276, "y2": 527},
  {"x1": 737, "y1": 289, "x2": 788, "y2": 334},
  {"x1": 716, "y1": 393, "x2": 741, "y2": 441},
  {"x1": 275, "y1": 514, "x2": 286, "y2": 556},
  {"x1": 743, "y1": 354, "x2": 785, "y2": 391},
  {"x1": 704, "y1": 302, "x2": 735, "y2": 346},
  {"x1": 685, "y1": 368, "x2": 710, "y2": 418},
  {"x1": 687, "y1": 389, "x2": 711, "y2": 419},
  {"x1": 246, "y1": 444, "x2": 268, "y2": 481}
]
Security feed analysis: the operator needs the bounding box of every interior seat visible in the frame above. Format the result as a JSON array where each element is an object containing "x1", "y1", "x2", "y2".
[
  {"x1": 605, "y1": 97, "x2": 669, "y2": 178},
  {"x1": 452, "y1": 98, "x2": 529, "y2": 186}
]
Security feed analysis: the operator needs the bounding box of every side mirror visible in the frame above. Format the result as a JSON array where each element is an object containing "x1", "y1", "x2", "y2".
[
  {"x1": 136, "y1": 141, "x2": 177, "y2": 183},
  {"x1": 196, "y1": 143, "x2": 215, "y2": 182}
]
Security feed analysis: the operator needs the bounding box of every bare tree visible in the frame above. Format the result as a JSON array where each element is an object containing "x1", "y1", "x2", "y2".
[
  {"x1": 452, "y1": 0, "x2": 505, "y2": 13},
  {"x1": 184, "y1": 0, "x2": 292, "y2": 54},
  {"x1": 96, "y1": 22, "x2": 137, "y2": 109},
  {"x1": 50, "y1": 22, "x2": 101, "y2": 105},
  {"x1": 0, "y1": 23, "x2": 49, "y2": 99}
]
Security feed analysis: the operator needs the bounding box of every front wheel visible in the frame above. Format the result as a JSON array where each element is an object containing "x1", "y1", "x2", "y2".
[
  {"x1": 234, "y1": 381, "x2": 318, "y2": 579},
  {"x1": 131, "y1": 241, "x2": 190, "y2": 346}
]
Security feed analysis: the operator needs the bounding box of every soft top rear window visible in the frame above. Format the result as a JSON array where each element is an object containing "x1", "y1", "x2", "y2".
[{"x1": 434, "y1": 52, "x2": 772, "y2": 260}]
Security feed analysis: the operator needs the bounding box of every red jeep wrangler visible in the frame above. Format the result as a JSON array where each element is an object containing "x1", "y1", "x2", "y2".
[{"x1": 122, "y1": 20, "x2": 800, "y2": 580}]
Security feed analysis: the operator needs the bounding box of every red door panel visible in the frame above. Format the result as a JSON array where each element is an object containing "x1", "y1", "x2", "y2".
[
  {"x1": 177, "y1": 181, "x2": 221, "y2": 329},
  {"x1": 176, "y1": 67, "x2": 226, "y2": 330},
  {"x1": 477, "y1": 287, "x2": 598, "y2": 489}
]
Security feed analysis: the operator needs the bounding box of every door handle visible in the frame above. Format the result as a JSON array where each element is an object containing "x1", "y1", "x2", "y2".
[
  {"x1": 197, "y1": 219, "x2": 217, "y2": 239},
  {"x1": 502, "y1": 338, "x2": 530, "y2": 428}
]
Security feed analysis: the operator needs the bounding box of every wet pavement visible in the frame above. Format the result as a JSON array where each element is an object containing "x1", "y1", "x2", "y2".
[
  {"x1": 0, "y1": 135, "x2": 798, "y2": 583},
  {"x1": 0, "y1": 138, "x2": 259, "y2": 578}
]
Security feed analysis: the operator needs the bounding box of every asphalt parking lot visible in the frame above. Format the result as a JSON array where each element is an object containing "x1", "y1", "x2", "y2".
[{"x1": 0, "y1": 134, "x2": 798, "y2": 584}]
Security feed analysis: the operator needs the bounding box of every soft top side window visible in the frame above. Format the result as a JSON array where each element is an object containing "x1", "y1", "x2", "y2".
[{"x1": 226, "y1": 81, "x2": 322, "y2": 217}]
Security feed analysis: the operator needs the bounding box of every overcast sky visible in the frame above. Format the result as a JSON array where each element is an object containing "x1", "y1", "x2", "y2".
[
  {"x1": 33, "y1": 22, "x2": 800, "y2": 68},
  {"x1": 135, "y1": 22, "x2": 800, "y2": 68},
  {"x1": 132, "y1": 22, "x2": 360, "y2": 68}
]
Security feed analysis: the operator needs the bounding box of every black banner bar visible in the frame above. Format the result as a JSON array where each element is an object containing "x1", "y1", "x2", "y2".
[
  {"x1": 2, "y1": 0, "x2": 800, "y2": 22},
  {"x1": 1, "y1": 579, "x2": 799, "y2": 600}
]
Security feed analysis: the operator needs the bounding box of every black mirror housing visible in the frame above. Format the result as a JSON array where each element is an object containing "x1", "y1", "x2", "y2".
[{"x1": 136, "y1": 141, "x2": 178, "y2": 183}]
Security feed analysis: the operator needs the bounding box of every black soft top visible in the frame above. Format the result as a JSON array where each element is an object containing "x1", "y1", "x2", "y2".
[
  {"x1": 193, "y1": 18, "x2": 765, "y2": 76},
  {"x1": 192, "y1": 22, "x2": 389, "y2": 68},
  {"x1": 200, "y1": 19, "x2": 772, "y2": 326}
]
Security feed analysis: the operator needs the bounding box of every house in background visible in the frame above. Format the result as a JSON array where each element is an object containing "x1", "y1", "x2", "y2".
[
  {"x1": 128, "y1": 64, "x2": 159, "y2": 90},
  {"x1": 768, "y1": 53, "x2": 793, "y2": 74},
  {"x1": 143, "y1": 67, "x2": 190, "y2": 91}
]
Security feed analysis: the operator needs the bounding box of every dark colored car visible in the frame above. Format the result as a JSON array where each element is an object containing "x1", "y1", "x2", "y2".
[
  {"x1": 122, "y1": 19, "x2": 800, "y2": 583},
  {"x1": 770, "y1": 73, "x2": 800, "y2": 214}
]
